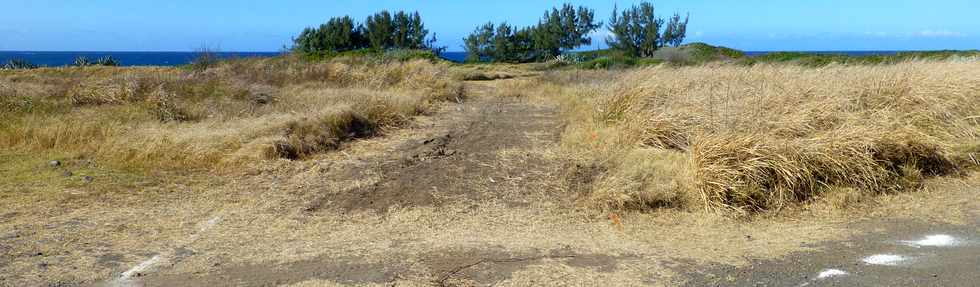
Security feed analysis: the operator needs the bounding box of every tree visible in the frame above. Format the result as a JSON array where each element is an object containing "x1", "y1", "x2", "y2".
[
  {"x1": 463, "y1": 22, "x2": 495, "y2": 62},
  {"x1": 606, "y1": 2, "x2": 663, "y2": 57},
  {"x1": 408, "y1": 12, "x2": 429, "y2": 49},
  {"x1": 662, "y1": 13, "x2": 690, "y2": 47},
  {"x1": 294, "y1": 10, "x2": 436, "y2": 56},
  {"x1": 364, "y1": 11, "x2": 395, "y2": 50},
  {"x1": 463, "y1": 3, "x2": 601, "y2": 63},
  {"x1": 293, "y1": 16, "x2": 365, "y2": 54},
  {"x1": 607, "y1": 2, "x2": 690, "y2": 57},
  {"x1": 533, "y1": 4, "x2": 601, "y2": 58},
  {"x1": 426, "y1": 33, "x2": 447, "y2": 54}
]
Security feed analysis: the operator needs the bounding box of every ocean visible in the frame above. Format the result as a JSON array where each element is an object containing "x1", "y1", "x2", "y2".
[
  {"x1": 0, "y1": 51, "x2": 911, "y2": 66},
  {"x1": 0, "y1": 51, "x2": 282, "y2": 67}
]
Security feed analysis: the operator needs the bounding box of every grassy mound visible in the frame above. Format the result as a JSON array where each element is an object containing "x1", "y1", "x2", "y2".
[
  {"x1": 555, "y1": 61, "x2": 979, "y2": 214},
  {"x1": 744, "y1": 50, "x2": 980, "y2": 67},
  {"x1": 0, "y1": 55, "x2": 462, "y2": 171}
]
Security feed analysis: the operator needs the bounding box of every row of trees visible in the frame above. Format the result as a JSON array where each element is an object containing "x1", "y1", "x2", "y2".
[
  {"x1": 464, "y1": 1, "x2": 690, "y2": 62},
  {"x1": 463, "y1": 4, "x2": 600, "y2": 62},
  {"x1": 293, "y1": 10, "x2": 441, "y2": 55}
]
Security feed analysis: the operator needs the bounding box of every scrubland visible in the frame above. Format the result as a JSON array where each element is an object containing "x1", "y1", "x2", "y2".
[
  {"x1": 539, "y1": 60, "x2": 979, "y2": 215},
  {"x1": 0, "y1": 56, "x2": 462, "y2": 172},
  {"x1": 2, "y1": 54, "x2": 979, "y2": 286}
]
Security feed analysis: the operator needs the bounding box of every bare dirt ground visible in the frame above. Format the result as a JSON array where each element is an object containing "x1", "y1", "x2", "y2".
[{"x1": 2, "y1": 79, "x2": 978, "y2": 287}]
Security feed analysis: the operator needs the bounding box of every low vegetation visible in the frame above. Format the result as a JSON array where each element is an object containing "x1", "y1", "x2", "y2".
[
  {"x1": 72, "y1": 56, "x2": 120, "y2": 67},
  {"x1": 547, "y1": 60, "x2": 979, "y2": 215},
  {"x1": 2, "y1": 59, "x2": 39, "y2": 70},
  {"x1": 741, "y1": 50, "x2": 980, "y2": 67},
  {"x1": 0, "y1": 55, "x2": 462, "y2": 172}
]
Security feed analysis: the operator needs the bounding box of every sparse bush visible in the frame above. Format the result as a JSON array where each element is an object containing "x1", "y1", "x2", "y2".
[
  {"x1": 96, "y1": 56, "x2": 120, "y2": 66},
  {"x1": 145, "y1": 86, "x2": 199, "y2": 123},
  {"x1": 0, "y1": 83, "x2": 34, "y2": 113},
  {"x1": 265, "y1": 98, "x2": 408, "y2": 160},
  {"x1": 658, "y1": 48, "x2": 692, "y2": 65},
  {"x1": 68, "y1": 78, "x2": 137, "y2": 106},
  {"x1": 73, "y1": 56, "x2": 94, "y2": 67},
  {"x1": 191, "y1": 47, "x2": 220, "y2": 72},
  {"x1": 2, "y1": 59, "x2": 38, "y2": 69}
]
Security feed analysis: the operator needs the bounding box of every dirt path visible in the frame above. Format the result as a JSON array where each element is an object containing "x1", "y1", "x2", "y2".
[{"x1": 128, "y1": 80, "x2": 595, "y2": 286}]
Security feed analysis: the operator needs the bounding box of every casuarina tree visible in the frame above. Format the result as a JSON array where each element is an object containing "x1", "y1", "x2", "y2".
[{"x1": 607, "y1": 1, "x2": 689, "y2": 57}]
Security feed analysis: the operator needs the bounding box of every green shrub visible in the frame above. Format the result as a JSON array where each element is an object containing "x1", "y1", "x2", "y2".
[{"x1": 73, "y1": 56, "x2": 94, "y2": 67}]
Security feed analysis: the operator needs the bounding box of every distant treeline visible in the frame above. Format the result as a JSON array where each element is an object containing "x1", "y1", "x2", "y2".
[
  {"x1": 464, "y1": 2, "x2": 690, "y2": 63},
  {"x1": 292, "y1": 10, "x2": 443, "y2": 58},
  {"x1": 288, "y1": 2, "x2": 689, "y2": 63}
]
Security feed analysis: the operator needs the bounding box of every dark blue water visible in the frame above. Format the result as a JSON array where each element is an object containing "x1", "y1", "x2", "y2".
[
  {"x1": 0, "y1": 51, "x2": 282, "y2": 67},
  {"x1": 440, "y1": 52, "x2": 469, "y2": 63},
  {"x1": 437, "y1": 51, "x2": 909, "y2": 63},
  {"x1": 1, "y1": 51, "x2": 913, "y2": 66}
]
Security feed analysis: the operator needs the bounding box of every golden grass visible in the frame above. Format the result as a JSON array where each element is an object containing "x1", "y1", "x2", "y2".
[
  {"x1": 0, "y1": 57, "x2": 462, "y2": 172},
  {"x1": 553, "y1": 61, "x2": 980, "y2": 214}
]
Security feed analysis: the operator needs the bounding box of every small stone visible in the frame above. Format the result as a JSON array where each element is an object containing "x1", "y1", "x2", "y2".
[
  {"x1": 82, "y1": 176, "x2": 94, "y2": 183},
  {"x1": 252, "y1": 93, "x2": 271, "y2": 105},
  {"x1": 62, "y1": 171, "x2": 73, "y2": 177},
  {"x1": 49, "y1": 160, "x2": 61, "y2": 167}
]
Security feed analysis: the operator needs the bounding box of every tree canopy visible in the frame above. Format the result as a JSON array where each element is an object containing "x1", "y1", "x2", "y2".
[
  {"x1": 606, "y1": 2, "x2": 690, "y2": 57},
  {"x1": 463, "y1": 3, "x2": 601, "y2": 63},
  {"x1": 293, "y1": 10, "x2": 439, "y2": 56}
]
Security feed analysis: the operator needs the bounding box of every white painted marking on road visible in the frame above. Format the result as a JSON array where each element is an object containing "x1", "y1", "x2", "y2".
[
  {"x1": 901, "y1": 234, "x2": 959, "y2": 247},
  {"x1": 863, "y1": 254, "x2": 908, "y2": 265},
  {"x1": 119, "y1": 255, "x2": 162, "y2": 280},
  {"x1": 111, "y1": 215, "x2": 222, "y2": 286},
  {"x1": 817, "y1": 269, "x2": 848, "y2": 279}
]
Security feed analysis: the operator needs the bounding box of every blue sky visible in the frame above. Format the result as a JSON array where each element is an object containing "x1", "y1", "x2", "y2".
[{"x1": 2, "y1": 0, "x2": 978, "y2": 52}]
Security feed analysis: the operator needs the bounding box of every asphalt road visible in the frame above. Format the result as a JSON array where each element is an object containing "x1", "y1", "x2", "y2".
[{"x1": 685, "y1": 218, "x2": 980, "y2": 287}]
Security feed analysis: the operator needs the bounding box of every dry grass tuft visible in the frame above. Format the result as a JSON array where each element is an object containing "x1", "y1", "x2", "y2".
[
  {"x1": 0, "y1": 57, "x2": 462, "y2": 172},
  {"x1": 553, "y1": 61, "x2": 980, "y2": 214}
]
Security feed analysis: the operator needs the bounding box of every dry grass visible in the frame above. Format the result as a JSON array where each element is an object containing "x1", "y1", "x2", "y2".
[
  {"x1": 552, "y1": 60, "x2": 980, "y2": 214},
  {"x1": 0, "y1": 56, "x2": 462, "y2": 172}
]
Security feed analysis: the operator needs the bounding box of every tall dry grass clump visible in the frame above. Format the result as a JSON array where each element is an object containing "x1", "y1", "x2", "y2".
[
  {"x1": 0, "y1": 57, "x2": 462, "y2": 171},
  {"x1": 559, "y1": 61, "x2": 979, "y2": 214}
]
